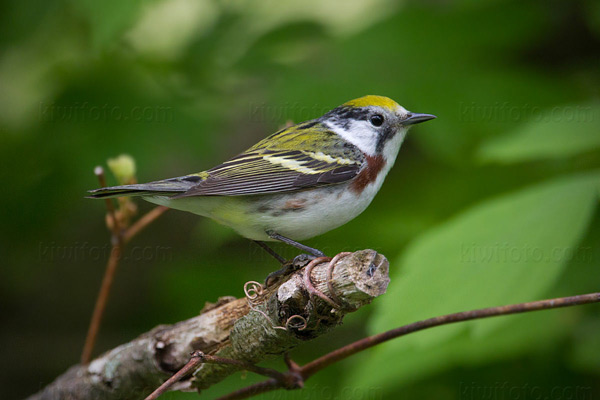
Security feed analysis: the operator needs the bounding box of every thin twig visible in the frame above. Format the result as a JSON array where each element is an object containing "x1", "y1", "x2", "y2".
[
  {"x1": 123, "y1": 206, "x2": 169, "y2": 244},
  {"x1": 214, "y1": 292, "x2": 600, "y2": 400},
  {"x1": 81, "y1": 167, "x2": 123, "y2": 364},
  {"x1": 198, "y1": 354, "x2": 290, "y2": 383},
  {"x1": 301, "y1": 292, "x2": 600, "y2": 378},
  {"x1": 80, "y1": 243, "x2": 122, "y2": 364},
  {"x1": 144, "y1": 351, "x2": 205, "y2": 400},
  {"x1": 81, "y1": 169, "x2": 168, "y2": 364},
  {"x1": 143, "y1": 352, "x2": 294, "y2": 400}
]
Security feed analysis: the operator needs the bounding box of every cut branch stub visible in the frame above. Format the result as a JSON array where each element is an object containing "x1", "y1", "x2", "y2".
[
  {"x1": 191, "y1": 249, "x2": 389, "y2": 390},
  {"x1": 276, "y1": 249, "x2": 389, "y2": 334}
]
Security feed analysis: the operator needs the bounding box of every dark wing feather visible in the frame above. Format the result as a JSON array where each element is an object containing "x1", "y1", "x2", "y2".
[
  {"x1": 175, "y1": 150, "x2": 362, "y2": 198},
  {"x1": 293, "y1": 165, "x2": 359, "y2": 187},
  {"x1": 87, "y1": 177, "x2": 200, "y2": 199}
]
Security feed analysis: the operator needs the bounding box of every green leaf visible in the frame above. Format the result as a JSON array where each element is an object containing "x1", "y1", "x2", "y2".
[
  {"x1": 477, "y1": 103, "x2": 600, "y2": 163},
  {"x1": 345, "y1": 171, "x2": 599, "y2": 392}
]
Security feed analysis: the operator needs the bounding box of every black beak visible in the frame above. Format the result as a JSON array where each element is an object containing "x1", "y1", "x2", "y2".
[{"x1": 402, "y1": 113, "x2": 437, "y2": 126}]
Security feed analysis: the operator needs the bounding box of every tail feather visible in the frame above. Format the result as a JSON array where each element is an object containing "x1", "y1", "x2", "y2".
[{"x1": 87, "y1": 177, "x2": 200, "y2": 199}]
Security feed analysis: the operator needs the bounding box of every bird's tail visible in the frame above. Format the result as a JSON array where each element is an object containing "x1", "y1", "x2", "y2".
[{"x1": 87, "y1": 176, "x2": 201, "y2": 199}]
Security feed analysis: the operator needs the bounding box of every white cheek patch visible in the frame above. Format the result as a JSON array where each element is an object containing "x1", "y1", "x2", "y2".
[{"x1": 324, "y1": 120, "x2": 378, "y2": 156}]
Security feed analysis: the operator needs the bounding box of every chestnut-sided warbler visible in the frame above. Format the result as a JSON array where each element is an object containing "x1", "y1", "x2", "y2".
[{"x1": 89, "y1": 95, "x2": 435, "y2": 260}]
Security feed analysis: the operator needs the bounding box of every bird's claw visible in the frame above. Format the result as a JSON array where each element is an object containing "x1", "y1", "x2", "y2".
[{"x1": 264, "y1": 253, "x2": 319, "y2": 286}]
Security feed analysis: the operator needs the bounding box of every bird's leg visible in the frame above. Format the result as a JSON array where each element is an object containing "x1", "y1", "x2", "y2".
[
  {"x1": 257, "y1": 232, "x2": 327, "y2": 286},
  {"x1": 253, "y1": 240, "x2": 304, "y2": 286},
  {"x1": 266, "y1": 230, "x2": 326, "y2": 257},
  {"x1": 253, "y1": 240, "x2": 286, "y2": 264}
]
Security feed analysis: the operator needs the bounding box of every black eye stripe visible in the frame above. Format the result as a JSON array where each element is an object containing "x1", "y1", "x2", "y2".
[
  {"x1": 325, "y1": 106, "x2": 390, "y2": 130},
  {"x1": 327, "y1": 106, "x2": 370, "y2": 121}
]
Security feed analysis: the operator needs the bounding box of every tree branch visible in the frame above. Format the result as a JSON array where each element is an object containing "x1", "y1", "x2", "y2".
[
  {"x1": 28, "y1": 250, "x2": 389, "y2": 400},
  {"x1": 216, "y1": 292, "x2": 600, "y2": 400}
]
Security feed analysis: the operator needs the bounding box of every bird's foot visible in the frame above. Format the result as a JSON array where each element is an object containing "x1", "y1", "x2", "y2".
[{"x1": 264, "y1": 253, "x2": 316, "y2": 287}]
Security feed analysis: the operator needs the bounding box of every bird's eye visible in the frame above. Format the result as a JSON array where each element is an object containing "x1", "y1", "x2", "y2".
[{"x1": 369, "y1": 114, "x2": 384, "y2": 127}]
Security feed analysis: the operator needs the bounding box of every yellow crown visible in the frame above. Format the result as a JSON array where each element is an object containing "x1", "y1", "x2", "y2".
[{"x1": 343, "y1": 95, "x2": 399, "y2": 111}]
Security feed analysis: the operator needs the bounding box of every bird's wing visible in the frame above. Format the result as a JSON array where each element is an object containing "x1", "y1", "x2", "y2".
[{"x1": 176, "y1": 124, "x2": 364, "y2": 197}]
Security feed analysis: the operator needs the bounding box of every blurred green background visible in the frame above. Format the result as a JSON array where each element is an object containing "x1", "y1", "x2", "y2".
[{"x1": 2, "y1": 0, "x2": 600, "y2": 399}]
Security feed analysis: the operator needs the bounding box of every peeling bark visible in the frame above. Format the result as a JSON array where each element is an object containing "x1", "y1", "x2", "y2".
[{"x1": 28, "y1": 250, "x2": 389, "y2": 400}]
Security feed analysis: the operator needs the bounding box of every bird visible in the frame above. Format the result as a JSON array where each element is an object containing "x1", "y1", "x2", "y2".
[{"x1": 89, "y1": 95, "x2": 435, "y2": 264}]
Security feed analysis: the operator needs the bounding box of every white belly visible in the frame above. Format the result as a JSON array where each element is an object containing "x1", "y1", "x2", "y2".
[
  {"x1": 245, "y1": 183, "x2": 377, "y2": 240},
  {"x1": 145, "y1": 181, "x2": 380, "y2": 241}
]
